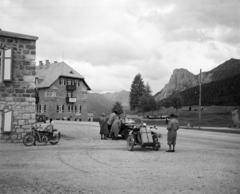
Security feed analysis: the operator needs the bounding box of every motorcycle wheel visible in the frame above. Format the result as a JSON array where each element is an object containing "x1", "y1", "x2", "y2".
[
  {"x1": 127, "y1": 135, "x2": 135, "y2": 151},
  {"x1": 23, "y1": 134, "x2": 35, "y2": 146},
  {"x1": 153, "y1": 142, "x2": 160, "y2": 151},
  {"x1": 153, "y1": 137, "x2": 161, "y2": 151},
  {"x1": 49, "y1": 132, "x2": 60, "y2": 145},
  {"x1": 41, "y1": 135, "x2": 48, "y2": 145}
]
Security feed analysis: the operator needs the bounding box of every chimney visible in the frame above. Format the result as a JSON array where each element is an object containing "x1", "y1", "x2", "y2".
[{"x1": 45, "y1": 60, "x2": 50, "y2": 68}]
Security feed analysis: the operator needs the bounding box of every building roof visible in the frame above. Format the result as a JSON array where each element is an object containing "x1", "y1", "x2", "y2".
[
  {"x1": 36, "y1": 61, "x2": 91, "y2": 90},
  {"x1": 0, "y1": 29, "x2": 38, "y2": 41}
]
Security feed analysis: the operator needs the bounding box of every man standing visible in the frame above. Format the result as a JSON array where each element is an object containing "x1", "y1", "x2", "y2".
[
  {"x1": 107, "y1": 111, "x2": 117, "y2": 136},
  {"x1": 166, "y1": 114, "x2": 179, "y2": 152},
  {"x1": 99, "y1": 113, "x2": 109, "y2": 140},
  {"x1": 110, "y1": 116, "x2": 121, "y2": 140}
]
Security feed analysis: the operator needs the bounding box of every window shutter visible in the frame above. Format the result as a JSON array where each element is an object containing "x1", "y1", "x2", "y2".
[
  {"x1": 62, "y1": 105, "x2": 64, "y2": 113},
  {"x1": 3, "y1": 49, "x2": 12, "y2": 81},
  {"x1": 57, "y1": 105, "x2": 59, "y2": 113},
  {"x1": 3, "y1": 111, "x2": 12, "y2": 132}
]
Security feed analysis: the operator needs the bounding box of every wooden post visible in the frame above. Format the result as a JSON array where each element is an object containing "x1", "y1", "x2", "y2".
[{"x1": 198, "y1": 69, "x2": 202, "y2": 129}]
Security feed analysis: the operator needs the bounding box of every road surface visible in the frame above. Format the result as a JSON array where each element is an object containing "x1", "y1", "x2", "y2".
[{"x1": 0, "y1": 121, "x2": 240, "y2": 194}]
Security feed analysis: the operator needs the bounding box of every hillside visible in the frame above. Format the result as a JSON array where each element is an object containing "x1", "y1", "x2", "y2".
[
  {"x1": 87, "y1": 90, "x2": 130, "y2": 116},
  {"x1": 87, "y1": 93, "x2": 114, "y2": 116},
  {"x1": 155, "y1": 58, "x2": 240, "y2": 101},
  {"x1": 102, "y1": 90, "x2": 129, "y2": 108},
  {"x1": 209, "y1": 58, "x2": 240, "y2": 81},
  {"x1": 159, "y1": 73, "x2": 240, "y2": 107}
]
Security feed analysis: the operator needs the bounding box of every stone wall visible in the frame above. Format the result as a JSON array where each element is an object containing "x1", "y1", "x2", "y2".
[{"x1": 0, "y1": 36, "x2": 36, "y2": 143}]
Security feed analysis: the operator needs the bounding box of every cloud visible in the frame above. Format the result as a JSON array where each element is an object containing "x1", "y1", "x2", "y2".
[
  {"x1": 135, "y1": 0, "x2": 240, "y2": 45},
  {"x1": 0, "y1": 0, "x2": 239, "y2": 93}
]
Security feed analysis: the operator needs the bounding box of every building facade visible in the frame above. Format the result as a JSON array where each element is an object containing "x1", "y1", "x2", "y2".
[
  {"x1": 36, "y1": 61, "x2": 91, "y2": 121},
  {"x1": 0, "y1": 30, "x2": 38, "y2": 142}
]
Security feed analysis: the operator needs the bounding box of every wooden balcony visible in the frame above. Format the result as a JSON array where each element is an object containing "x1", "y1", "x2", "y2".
[{"x1": 66, "y1": 84, "x2": 76, "y2": 91}]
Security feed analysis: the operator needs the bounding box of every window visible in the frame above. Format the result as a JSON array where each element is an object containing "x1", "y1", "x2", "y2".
[
  {"x1": 59, "y1": 78, "x2": 62, "y2": 85},
  {"x1": 0, "y1": 48, "x2": 13, "y2": 82},
  {"x1": 44, "y1": 104, "x2": 47, "y2": 113},
  {"x1": 59, "y1": 78, "x2": 64, "y2": 86},
  {"x1": 45, "y1": 91, "x2": 56, "y2": 97},
  {"x1": 57, "y1": 105, "x2": 63, "y2": 113},
  {"x1": 79, "y1": 105, "x2": 82, "y2": 113},
  {"x1": 75, "y1": 105, "x2": 77, "y2": 113},
  {"x1": 40, "y1": 104, "x2": 44, "y2": 113},
  {"x1": 67, "y1": 92, "x2": 73, "y2": 98}
]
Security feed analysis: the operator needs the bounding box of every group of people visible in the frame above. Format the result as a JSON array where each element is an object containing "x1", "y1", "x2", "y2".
[
  {"x1": 99, "y1": 111, "x2": 121, "y2": 140},
  {"x1": 99, "y1": 112, "x2": 180, "y2": 152}
]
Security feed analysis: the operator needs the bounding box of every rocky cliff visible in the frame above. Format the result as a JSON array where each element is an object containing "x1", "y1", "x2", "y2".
[{"x1": 155, "y1": 69, "x2": 199, "y2": 101}]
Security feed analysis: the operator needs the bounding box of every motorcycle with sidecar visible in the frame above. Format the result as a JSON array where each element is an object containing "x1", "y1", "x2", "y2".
[
  {"x1": 23, "y1": 124, "x2": 61, "y2": 146},
  {"x1": 126, "y1": 124, "x2": 161, "y2": 151}
]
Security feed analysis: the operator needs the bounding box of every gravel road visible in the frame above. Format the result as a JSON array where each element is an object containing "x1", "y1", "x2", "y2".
[{"x1": 0, "y1": 121, "x2": 240, "y2": 194}]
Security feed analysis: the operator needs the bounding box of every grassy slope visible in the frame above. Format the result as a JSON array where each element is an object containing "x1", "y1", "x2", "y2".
[{"x1": 141, "y1": 106, "x2": 235, "y2": 127}]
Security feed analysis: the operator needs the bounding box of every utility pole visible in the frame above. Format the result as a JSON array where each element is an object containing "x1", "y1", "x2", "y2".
[{"x1": 198, "y1": 69, "x2": 202, "y2": 129}]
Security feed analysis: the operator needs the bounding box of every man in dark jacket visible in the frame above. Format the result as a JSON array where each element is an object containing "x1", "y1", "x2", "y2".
[
  {"x1": 99, "y1": 113, "x2": 109, "y2": 139},
  {"x1": 166, "y1": 114, "x2": 179, "y2": 152}
]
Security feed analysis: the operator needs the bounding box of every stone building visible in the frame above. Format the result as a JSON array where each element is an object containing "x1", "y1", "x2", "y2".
[
  {"x1": 36, "y1": 61, "x2": 91, "y2": 121},
  {"x1": 0, "y1": 30, "x2": 38, "y2": 142}
]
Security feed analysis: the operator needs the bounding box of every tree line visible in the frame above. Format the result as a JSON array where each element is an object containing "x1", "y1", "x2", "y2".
[{"x1": 128, "y1": 73, "x2": 240, "y2": 114}]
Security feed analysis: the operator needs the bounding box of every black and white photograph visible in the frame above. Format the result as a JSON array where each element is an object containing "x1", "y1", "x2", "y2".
[{"x1": 0, "y1": 0, "x2": 240, "y2": 193}]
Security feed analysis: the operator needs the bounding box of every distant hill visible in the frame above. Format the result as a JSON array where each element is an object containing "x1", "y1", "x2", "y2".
[
  {"x1": 155, "y1": 58, "x2": 240, "y2": 101},
  {"x1": 87, "y1": 90, "x2": 130, "y2": 117},
  {"x1": 102, "y1": 90, "x2": 130, "y2": 108},
  {"x1": 208, "y1": 58, "x2": 240, "y2": 81},
  {"x1": 159, "y1": 73, "x2": 240, "y2": 107},
  {"x1": 87, "y1": 93, "x2": 114, "y2": 116}
]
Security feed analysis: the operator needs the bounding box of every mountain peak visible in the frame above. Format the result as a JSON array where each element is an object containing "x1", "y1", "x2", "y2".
[{"x1": 155, "y1": 68, "x2": 198, "y2": 101}]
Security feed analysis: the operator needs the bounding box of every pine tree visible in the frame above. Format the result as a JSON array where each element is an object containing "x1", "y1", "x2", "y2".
[
  {"x1": 129, "y1": 74, "x2": 145, "y2": 111},
  {"x1": 144, "y1": 82, "x2": 152, "y2": 96}
]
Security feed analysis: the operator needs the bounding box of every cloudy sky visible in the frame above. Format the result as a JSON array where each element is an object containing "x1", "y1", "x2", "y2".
[{"x1": 1, "y1": 0, "x2": 240, "y2": 93}]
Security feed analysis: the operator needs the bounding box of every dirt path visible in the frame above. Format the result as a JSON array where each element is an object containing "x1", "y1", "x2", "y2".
[{"x1": 0, "y1": 121, "x2": 240, "y2": 194}]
